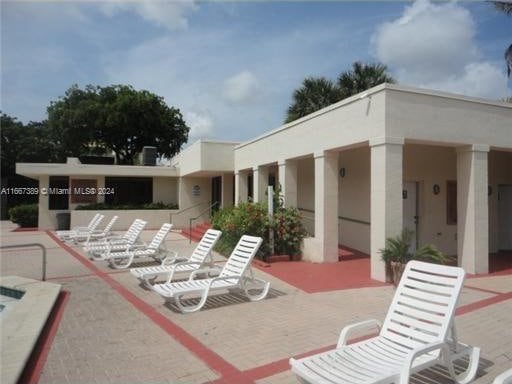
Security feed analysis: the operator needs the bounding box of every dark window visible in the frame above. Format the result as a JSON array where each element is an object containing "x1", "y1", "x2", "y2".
[
  {"x1": 70, "y1": 179, "x2": 97, "y2": 204},
  {"x1": 247, "y1": 175, "x2": 253, "y2": 201},
  {"x1": 447, "y1": 181, "x2": 457, "y2": 225},
  {"x1": 49, "y1": 176, "x2": 69, "y2": 210},
  {"x1": 105, "y1": 177, "x2": 152, "y2": 205},
  {"x1": 211, "y1": 176, "x2": 222, "y2": 212},
  {"x1": 269, "y1": 174, "x2": 276, "y2": 188}
]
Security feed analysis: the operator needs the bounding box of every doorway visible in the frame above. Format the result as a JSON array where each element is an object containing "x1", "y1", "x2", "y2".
[
  {"x1": 211, "y1": 176, "x2": 222, "y2": 213},
  {"x1": 498, "y1": 185, "x2": 512, "y2": 250},
  {"x1": 403, "y1": 181, "x2": 419, "y2": 252}
]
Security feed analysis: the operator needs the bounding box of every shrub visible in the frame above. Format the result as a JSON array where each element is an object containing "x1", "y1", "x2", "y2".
[
  {"x1": 272, "y1": 207, "x2": 307, "y2": 256},
  {"x1": 212, "y1": 202, "x2": 270, "y2": 259},
  {"x1": 9, "y1": 204, "x2": 38, "y2": 227},
  {"x1": 75, "y1": 202, "x2": 178, "y2": 210},
  {"x1": 380, "y1": 229, "x2": 446, "y2": 264},
  {"x1": 212, "y1": 199, "x2": 307, "y2": 260}
]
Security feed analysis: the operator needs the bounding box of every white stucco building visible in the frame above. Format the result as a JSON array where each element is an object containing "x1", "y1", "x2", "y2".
[{"x1": 17, "y1": 84, "x2": 512, "y2": 281}]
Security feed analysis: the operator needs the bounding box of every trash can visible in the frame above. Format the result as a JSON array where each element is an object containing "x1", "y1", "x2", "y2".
[{"x1": 56, "y1": 212, "x2": 71, "y2": 230}]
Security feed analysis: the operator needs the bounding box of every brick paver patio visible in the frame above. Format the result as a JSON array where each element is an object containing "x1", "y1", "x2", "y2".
[{"x1": 1, "y1": 221, "x2": 511, "y2": 383}]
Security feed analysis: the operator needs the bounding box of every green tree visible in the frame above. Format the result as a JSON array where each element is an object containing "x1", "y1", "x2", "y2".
[
  {"x1": 1, "y1": 113, "x2": 57, "y2": 176},
  {"x1": 285, "y1": 77, "x2": 341, "y2": 123},
  {"x1": 337, "y1": 62, "x2": 395, "y2": 99},
  {"x1": 285, "y1": 62, "x2": 395, "y2": 123},
  {"x1": 47, "y1": 85, "x2": 99, "y2": 160},
  {"x1": 47, "y1": 84, "x2": 190, "y2": 164},
  {"x1": 492, "y1": 2, "x2": 512, "y2": 77}
]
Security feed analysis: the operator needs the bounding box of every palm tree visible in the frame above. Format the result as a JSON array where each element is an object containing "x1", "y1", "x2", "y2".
[
  {"x1": 493, "y1": 1, "x2": 512, "y2": 15},
  {"x1": 492, "y1": 2, "x2": 512, "y2": 77},
  {"x1": 285, "y1": 62, "x2": 395, "y2": 123},
  {"x1": 285, "y1": 77, "x2": 341, "y2": 123},
  {"x1": 337, "y1": 62, "x2": 395, "y2": 99}
]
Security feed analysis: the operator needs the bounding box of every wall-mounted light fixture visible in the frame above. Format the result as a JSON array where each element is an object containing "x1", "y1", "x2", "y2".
[
  {"x1": 433, "y1": 184, "x2": 440, "y2": 195},
  {"x1": 339, "y1": 167, "x2": 346, "y2": 178}
]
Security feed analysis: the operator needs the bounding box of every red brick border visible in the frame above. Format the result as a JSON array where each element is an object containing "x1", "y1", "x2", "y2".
[
  {"x1": 18, "y1": 291, "x2": 70, "y2": 384},
  {"x1": 46, "y1": 230, "x2": 251, "y2": 383},
  {"x1": 45, "y1": 230, "x2": 512, "y2": 384}
]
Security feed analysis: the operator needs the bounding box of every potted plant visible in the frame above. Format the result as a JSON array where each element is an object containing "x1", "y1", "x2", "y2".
[{"x1": 380, "y1": 229, "x2": 446, "y2": 286}]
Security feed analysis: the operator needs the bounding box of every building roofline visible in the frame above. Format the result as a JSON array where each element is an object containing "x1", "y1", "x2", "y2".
[{"x1": 235, "y1": 83, "x2": 511, "y2": 150}]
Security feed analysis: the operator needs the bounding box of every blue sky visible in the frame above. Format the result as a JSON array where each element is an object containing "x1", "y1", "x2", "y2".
[{"x1": 1, "y1": 1, "x2": 510, "y2": 144}]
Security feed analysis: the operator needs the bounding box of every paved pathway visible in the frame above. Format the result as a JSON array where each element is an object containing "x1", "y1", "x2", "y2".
[{"x1": 0, "y1": 221, "x2": 511, "y2": 383}]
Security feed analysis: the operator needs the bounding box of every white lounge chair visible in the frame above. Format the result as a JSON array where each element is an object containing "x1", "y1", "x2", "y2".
[
  {"x1": 290, "y1": 260, "x2": 480, "y2": 384},
  {"x1": 57, "y1": 213, "x2": 102, "y2": 240},
  {"x1": 494, "y1": 368, "x2": 512, "y2": 384},
  {"x1": 106, "y1": 223, "x2": 173, "y2": 269},
  {"x1": 82, "y1": 215, "x2": 118, "y2": 245},
  {"x1": 73, "y1": 215, "x2": 118, "y2": 244},
  {"x1": 85, "y1": 219, "x2": 147, "y2": 258},
  {"x1": 152, "y1": 235, "x2": 270, "y2": 313},
  {"x1": 130, "y1": 228, "x2": 222, "y2": 285}
]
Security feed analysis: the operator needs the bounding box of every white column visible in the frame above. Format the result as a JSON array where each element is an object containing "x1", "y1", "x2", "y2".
[
  {"x1": 221, "y1": 173, "x2": 234, "y2": 208},
  {"x1": 304, "y1": 151, "x2": 338, "y2": 263},
  {"x1": 38, "y1": 175, "x2": 52, "y2": 229},
  {"x1": 252, "y1": 166, "x2": 269, "y2": 203},
  {"x1": 370, "y1": 137, "x2": 404, "y2": 282},
  {"x1": 457, "y1": 144, "x2": 489, "y2": 274},
  {"x1": 234, "y1": 171, "x2": 248, "y2": 205},
  {"x1": 278, "y1": 159, "x2": 298, "y2": 207}
]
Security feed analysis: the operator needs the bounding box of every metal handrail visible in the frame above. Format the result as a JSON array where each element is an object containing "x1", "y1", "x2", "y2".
[
  {"x1": 0, "y1": 243, "x2": 47, "y2": 281},
  {"x1": 188, "y1": 201, "x2": 219, "y2": 244},
  {"x1": 170, "y1": 201, "x2": 209, "y2": 224}
]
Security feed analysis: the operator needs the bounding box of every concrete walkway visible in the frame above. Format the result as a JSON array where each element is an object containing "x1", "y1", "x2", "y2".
[{"x1": 0, "y1": 221, "x2": 511, "y2": 383}]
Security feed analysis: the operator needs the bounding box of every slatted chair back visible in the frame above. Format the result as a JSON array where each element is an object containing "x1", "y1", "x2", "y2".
[
  {"x1": 380, "y1": 261, "x2": 465, "y2": 353},
  {"x1": 218, "y1": 235, "x2": 262, "y2": 278},
  {"x1": 188, "y1": 229, "x2": 222, "y2": 263},
  {"x1": 90, "y1": 214, "x2": 105, "y2": 231},
  {"x1": 122, "y1": 219, "x2": 147, "y2": 242},
  {"x1": 102, "y1": 216, "x2": 118, "y2": 234},
  {"x1": 147, "y1": 223, "x2": 173, "y2": 250},
  {"x1": 87, "y1": 213, "x2": 102, "y2": 229}
]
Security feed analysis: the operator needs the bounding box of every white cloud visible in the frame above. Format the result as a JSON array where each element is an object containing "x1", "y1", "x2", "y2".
[
  {"x1": 372, "y1": 0, "x2": 510, "y2": 99},
  {"x1": 185, "y1": 109, "x2": 215, "y2": 140},
  {"x1": 426, "y1": 62, "x2": 510, "y2": 100},
  {"x1": 99, "y1": 0, "x2": 197, "y2": 30},
  {"x1": 223, "y1": 70, "x2": 261, "y2": 104}
]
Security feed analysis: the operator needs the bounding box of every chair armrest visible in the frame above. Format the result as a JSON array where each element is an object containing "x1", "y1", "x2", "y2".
[
  {"x1": 161, "y1": 251, "x2": 180, "y2": 266},
  {"x1": 188, "y1": 266, "x2": 222, "y2": 281},
  {"x1": 126, "y1": 242, "x2": 148, "y2": 251},
  {"x1": 337, "y1": 319, "x2": 382, "y2": 348},
  {"x1": 400, "y1": 341, "x2": 447, "y2": 384},
  {"x1": 208, "y1": 275, "x2": 240, "y2": 288}
]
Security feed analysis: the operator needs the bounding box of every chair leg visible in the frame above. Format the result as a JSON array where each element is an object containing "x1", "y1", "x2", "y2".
[
  {"x1": 174, "y1": 291, "x2": 208, "y2": 313},
  {"x1": 243, "y1": 277, "x2": 270, "y2": 301},
  {"x1": 110, "y1": 256, "x2": 133, "y2": 269},
  {"x1": 444, "y1": 345, "x2": 480, "y2": 384}
]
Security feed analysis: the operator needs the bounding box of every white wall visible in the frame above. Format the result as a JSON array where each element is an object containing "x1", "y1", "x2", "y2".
[
  {"x1": 386, "y1": 88, "x2": 512, "y2": 148},
  {"x1": 339, "y1": 147, "x2": 371, "y2": 254},
  {"x1": 403, "y1": 145, "x2": 457, "y2": 255},
  {"x1": 294, "y1": 144, "x2": 466, "y2": 257},
  {"x1": 175, "y1": 176, "x2": 213, "y2": 225},
  {"x1": 235, "y1": 91, "x2": 385, "y2": 170},
  {"x1": 70, "y1": 210, "x2": 179, "y2": 231},
  {"x1": 153, "y1": 177, "x2": 178, "y2": 205},
  {"x1": 489, "y1": 150, "x2": 512, "y2": 252},
  {"x1": 178, "y1": 141, "x2": 237, "y2": 176}
]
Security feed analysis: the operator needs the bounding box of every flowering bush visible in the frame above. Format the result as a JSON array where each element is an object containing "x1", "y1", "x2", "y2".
[
  {"x1": 273, "y1": 207, "x2": 307, "y2": 256},
  {"x1": 212, "y1": 197, "x2": 307, "y2": 260}
]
